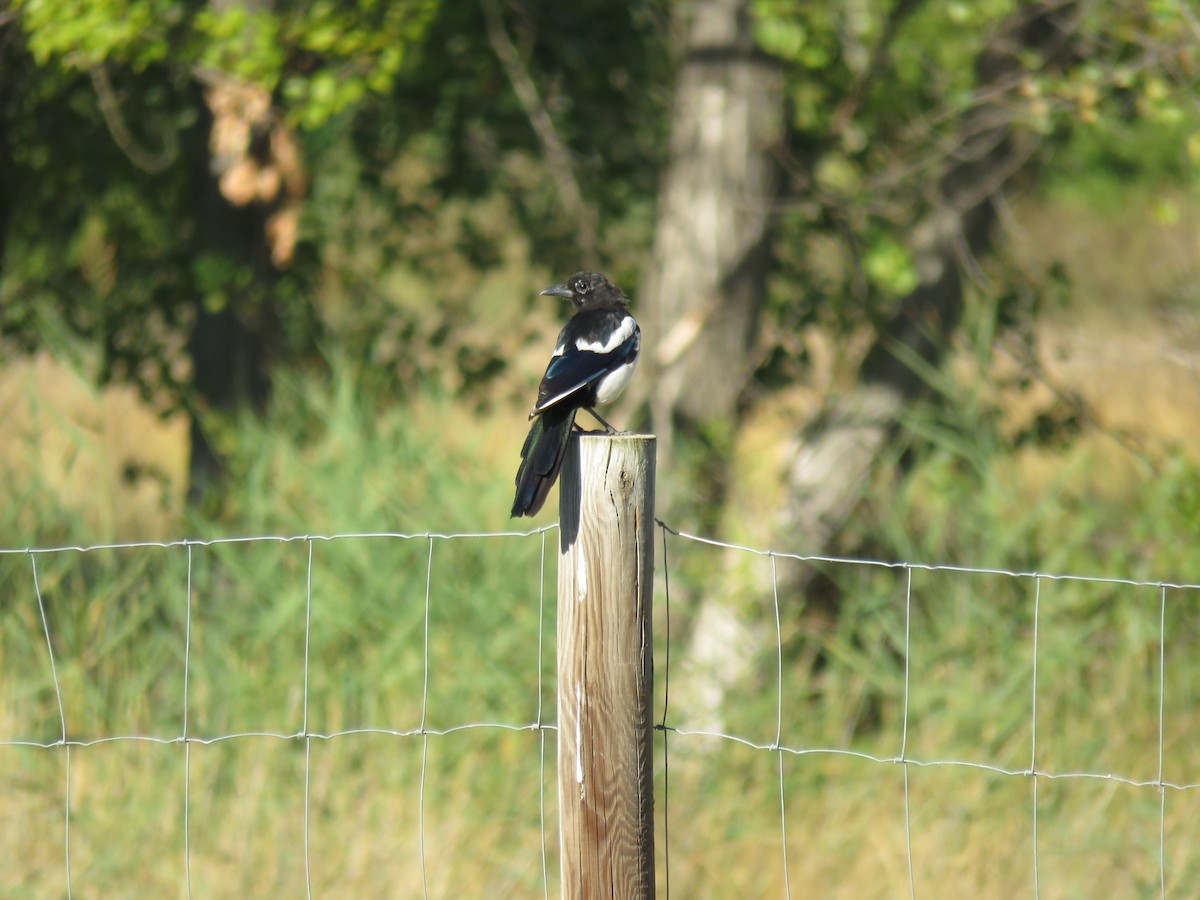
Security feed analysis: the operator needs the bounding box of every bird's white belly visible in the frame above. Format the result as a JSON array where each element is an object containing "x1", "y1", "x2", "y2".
[{"x1": 595, "y1": 358, "x2": 638, "y2": 405}]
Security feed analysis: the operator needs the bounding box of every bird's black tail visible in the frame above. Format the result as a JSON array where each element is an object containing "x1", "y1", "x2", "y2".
[{"x1": 511, "y1": 406, "x2": 576, "y2": 517}]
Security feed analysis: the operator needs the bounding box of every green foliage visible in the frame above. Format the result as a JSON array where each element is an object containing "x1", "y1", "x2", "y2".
[
  {"x1": 750, "y1": 0, "x2": 1200, "y2": 374},
  {"x1": 4, "y1": 0, "x2": 1196, "y2": 435},
  {"x1": 1, "y1": 0, "x2": 667, "y2": 426},
  {"x1": 193, "y1": 0, "x2": 439, "y2": 129},
  {"x1": 0, "y1": 55, "x2": 196, "y2": 393},
  {"x1": 16, "y1": 0, "x2": 179, "y2": 69},
  {"x1": 299, "y1": 130, "x2": 547, "y2": 396},
  {"x1": 862, "y1": 230, "x2": 917, "y2": 297},
  {"x1": 14, "y1": 0, "x2": 437, "y2": 128}
]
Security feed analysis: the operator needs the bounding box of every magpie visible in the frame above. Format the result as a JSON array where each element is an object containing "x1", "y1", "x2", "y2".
[{"x1": 511, "y1": 272, "x2": 641, "y2": 518}]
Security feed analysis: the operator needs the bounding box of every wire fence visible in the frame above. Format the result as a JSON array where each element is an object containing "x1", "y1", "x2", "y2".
[
  {"x1": 2, "y1": 524, "x2": 1198, "y2": 896},
  {"x1": 655, "y1": 523, "x2": 1200, "y2": 898}
]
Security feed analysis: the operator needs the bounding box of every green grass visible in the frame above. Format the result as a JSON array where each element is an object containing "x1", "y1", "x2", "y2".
[{"x1": 3, "y1": 354, "x2": 1200, "y2": 896}]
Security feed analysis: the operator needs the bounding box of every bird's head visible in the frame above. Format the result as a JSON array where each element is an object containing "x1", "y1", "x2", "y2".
[{"x1": 539, "y1": 272, "x2": 627, "y2": 308}]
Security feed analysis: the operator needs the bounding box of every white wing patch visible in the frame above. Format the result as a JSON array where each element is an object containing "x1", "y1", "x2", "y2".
[
  {"x1": 594, "y1": 358, "x2": 638, "y2": 405},
  {"x1": 575, "y1": 315, "x2": 636, "y2": 354}
]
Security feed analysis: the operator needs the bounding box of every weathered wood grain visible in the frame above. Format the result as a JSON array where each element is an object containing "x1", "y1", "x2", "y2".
[{"x1": 557, "y1": 434, "x2": 656, "y2": 899}]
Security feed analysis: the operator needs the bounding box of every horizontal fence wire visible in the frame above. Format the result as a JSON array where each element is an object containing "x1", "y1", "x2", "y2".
[{"x1": 2, "y1": 522, "x2": 1198, "y2": 897}]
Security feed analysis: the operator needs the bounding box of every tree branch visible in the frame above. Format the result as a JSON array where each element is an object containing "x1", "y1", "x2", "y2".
[
  {"x1": 90, "y1": 65, "x2": 178, "y2": 175},
  {"x1": 830, "y1": 0, "x2": 924, "y2": 138},
  {"x1": 480, "y1": 0, "x2": 598, "y2": 264}
]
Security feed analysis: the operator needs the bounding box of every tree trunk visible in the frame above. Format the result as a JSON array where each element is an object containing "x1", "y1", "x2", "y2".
[
  {"x1": 186, "y1": 0, "x2": 301, "y2": 500},
  {"x1": 185, "y1": 94, "x2": 280, "y2": 501},
  {"x1": 675, "y1": 1, "x2": 1082, "y2": 733},
  {"x1": 640, "y1": 0, "x2": 784, "y2": 437}
]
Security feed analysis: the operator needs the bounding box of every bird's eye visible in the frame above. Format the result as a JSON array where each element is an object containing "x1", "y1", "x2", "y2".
[{"x1": 574, "y1": 278, "x2": 589, "y2": 293}]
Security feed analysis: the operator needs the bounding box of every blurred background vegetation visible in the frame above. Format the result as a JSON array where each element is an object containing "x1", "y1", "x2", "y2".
[{"x1": 2, "y1": 0, "x2": 1200, "y2": 894}]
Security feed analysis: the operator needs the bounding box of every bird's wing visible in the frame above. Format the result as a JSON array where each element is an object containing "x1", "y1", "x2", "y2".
[{"x1": 533, "y1": 309, "x2": 639, "y2": 414}]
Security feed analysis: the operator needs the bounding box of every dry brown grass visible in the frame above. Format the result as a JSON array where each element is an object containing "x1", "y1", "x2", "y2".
[{"x1": 0, "y1": 353, "x2": 188, "y2": 541}]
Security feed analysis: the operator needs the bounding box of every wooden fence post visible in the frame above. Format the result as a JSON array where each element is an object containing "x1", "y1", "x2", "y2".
[{"x1": 557, "y1": 433, "x2": 656, "y2": 898}]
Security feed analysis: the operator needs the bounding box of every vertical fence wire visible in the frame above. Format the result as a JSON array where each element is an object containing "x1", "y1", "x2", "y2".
[
  {"x1": 31, "y1": 552, "x2": 72, "y2": 899},
  {"x1": 63, "y1": 744, "x2": 73, "y2": 900},
  {"x1": 302, "y1": 537, "x2": 315, "y2": 900},
  {"x1": 658, "y1": 522, "x2": 672, "y2": 900},
  {"x1": 182, "y1": 543, "x2": 195, "y2": 900},
  {"x1": 901, "y1": 565, "x2": 916, "y2": 900},
  {"x1": 1030, "y1": 575, "x2": 1042, "y2": 900},
  {"x1": 418, "y1": 535, "x2": 434, "y2": 900},
  {"x1": 768, "y1": 552, "x2": 791, "y2": 899},
  {"x1": 1157, "y1": 585, "x2": 1167, "y2": 900},
  {"x1": 31, "y1": 553, "x2": 67, "y2": 743},
  {"x1": 536, "y1": 528, "x2": 550, "y2": 900}
]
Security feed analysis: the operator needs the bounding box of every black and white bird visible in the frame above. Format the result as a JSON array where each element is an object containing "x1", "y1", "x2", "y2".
[{"x1": 511, "y1": 272, "x2": 641, "y2": 518}]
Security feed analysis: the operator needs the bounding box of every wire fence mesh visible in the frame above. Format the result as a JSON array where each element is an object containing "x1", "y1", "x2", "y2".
[
  {"x1": 655, "y1": 523, "x2": 1200, "y2": 898},
  {"x1": 2, "y1": 523, "x2": 1197, "y2": 896}
]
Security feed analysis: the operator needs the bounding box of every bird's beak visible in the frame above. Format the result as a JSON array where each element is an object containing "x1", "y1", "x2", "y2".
[{"x1": 539, "y1": 282, "x2": 573, "y2": 299}]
